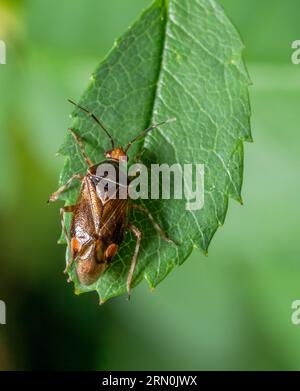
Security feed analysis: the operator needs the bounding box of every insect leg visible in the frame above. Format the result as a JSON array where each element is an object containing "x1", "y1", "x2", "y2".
[
  {"x1": 127, "y1": 223, "x2": 142, "y2": 300},
  {"x1": 60, "y1": 205, "x2": 76, "y2": 274},
  {"x1": 131, "y1": 204, "x2": 176, "y2": 245},
  {"x1": 60, "y1": 205, "x2": 75, "y2": 248},
  {"x1": 69, "y1": 128, "x2": 93, "y2": 167},
  {"x1": 48, "y1": 173, "x2": 83, "y2": 203}
]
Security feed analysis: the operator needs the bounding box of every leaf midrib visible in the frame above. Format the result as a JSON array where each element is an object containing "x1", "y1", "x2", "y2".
[{"x1": 139, "y1": 0, "x2": 168, "y2": 155}]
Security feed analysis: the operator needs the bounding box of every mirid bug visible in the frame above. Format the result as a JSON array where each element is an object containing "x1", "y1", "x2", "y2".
[{"x1": 49, "y1": 100, "x2": 176, "y2": 298}]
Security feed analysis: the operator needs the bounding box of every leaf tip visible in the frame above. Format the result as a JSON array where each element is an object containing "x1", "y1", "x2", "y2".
[
  {"x1": 247, "y1": 134, "x2": 254, "y2": 143},
  {"x1": 144, "y1": 273, "x2": 155, "y2": 290}
]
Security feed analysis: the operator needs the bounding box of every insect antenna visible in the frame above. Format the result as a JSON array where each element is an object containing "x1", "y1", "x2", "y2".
[
  {"x1": 124, "y1": 117, "x2": 176, "y2": 153},
  {"x1": 68, "y1": 99, "x2": 115, "y2": 149}
]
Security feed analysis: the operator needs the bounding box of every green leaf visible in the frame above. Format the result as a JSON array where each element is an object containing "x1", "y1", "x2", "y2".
[{"x1": 57, "y1": 0, "x2": 251, "y2": 303}]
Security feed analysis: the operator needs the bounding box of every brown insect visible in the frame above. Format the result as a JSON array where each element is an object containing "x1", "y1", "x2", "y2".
[{"x1": 48, "y1": 100, "x2": 175, "y2": 298}]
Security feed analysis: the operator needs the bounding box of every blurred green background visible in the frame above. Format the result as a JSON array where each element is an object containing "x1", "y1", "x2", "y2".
[{"x1": 0, "y1": 0, "x2": 300, "y2": 370}]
